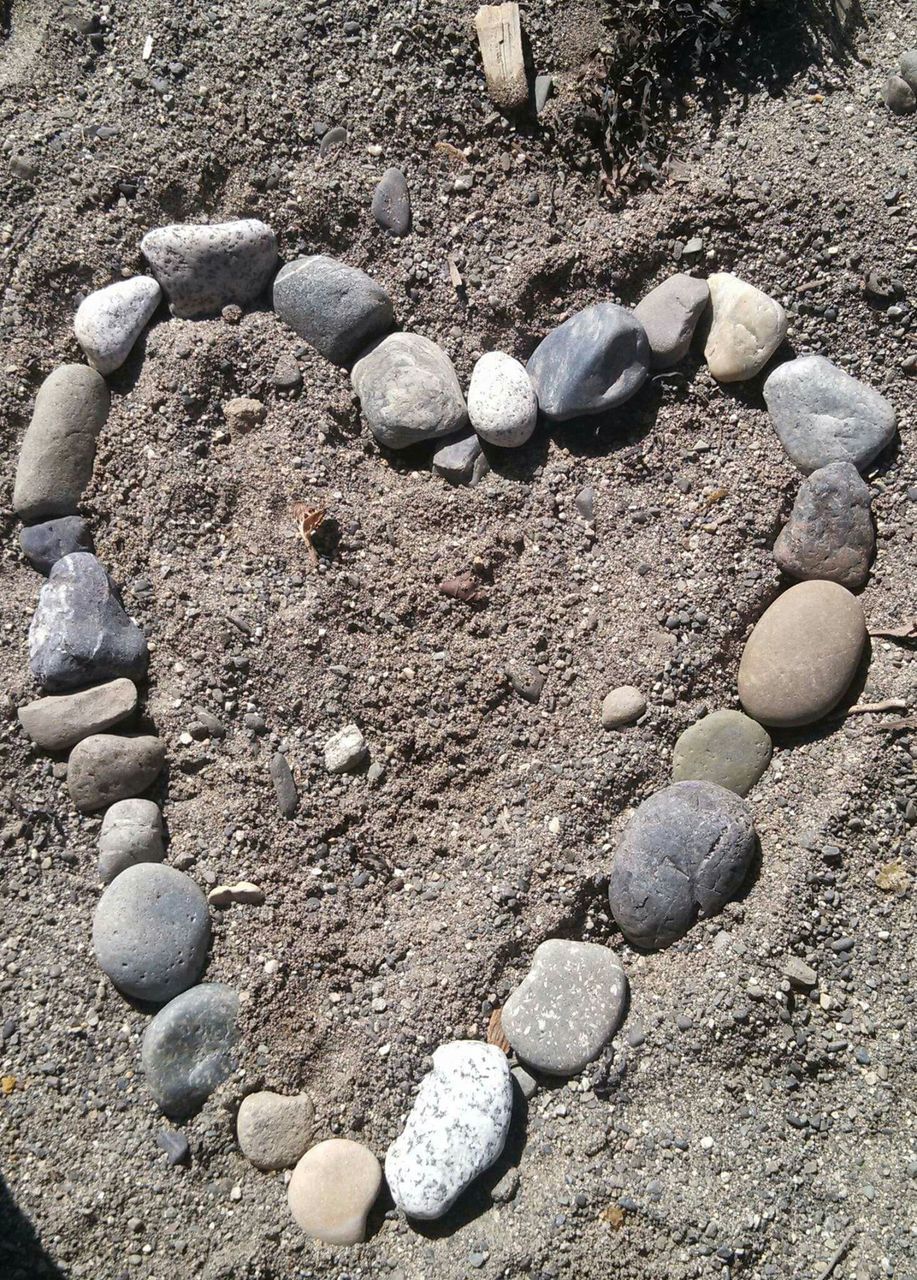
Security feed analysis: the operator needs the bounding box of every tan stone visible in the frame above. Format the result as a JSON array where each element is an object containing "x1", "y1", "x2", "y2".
[
  {"x1": 704, "y1": 273, "x2": 787, "y2": 382},
  {"x1": 18, "y1": 678, "x2": 137, "y2": 751},
  {"x1": 288, "y1": 1138, "x2": 381, "y2": 1245},
  {"x1": 602, "y1": 685, "x2": 646, "y2": 728},
  {"x1": 237, "y1": 1091, "x2": 314, "y2": 1170}
]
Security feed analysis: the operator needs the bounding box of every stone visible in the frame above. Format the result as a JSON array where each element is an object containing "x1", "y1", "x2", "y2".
[
  {"x1": 372, "y1": 167, "x2": 411, "y2": 237},
  {"x1": 13, "y1": 365, "x2": 110, "y2": 522},
  {"x1": 501, "y1": 939, "x2": 628, "y2": 1075},
  {"x1": 467, "y1": 351, "x2": 538, "y2": 448},
  {"x1": 273, "y1": 255, "x2": 394, "y2": 366},
  {"x1": 207, "y1": 881, "x2": 265, "y2": 907},
  {"x1": 703, "y1": 273, "x2": 788, "y2": 382},
  {"x1": 507, "y1": 662, "x2": 544, "y2": 704},
  {"x1": 29, "y1": 553, "x2": 148, "y2": 693},
  {"x1": 901, "y1": 50, "x2": 917, "y2": 91},
  {"x1": 763, "y1": 356, "x2": 896, "y2": 475},
  {"x1": 98, "y1": 798, "x2": 164, "y2": 883},
  {"x1": 19, "y1": 515, "x2": 93, "y2": 575},
  {"x1": 737, "y1": 581, "x2": 867, "y2": 728},
  {"x1": 602, "y1": 685, "x2": 646, "y2": 728},
  {"x1": 385, "y1": 1041, "x2": 512, "y2": 1220},
  {"x1": 93, "y1": 863, "x2": 209, "y2": 1002},
  {"x1": 671, "y1": 709, "x2": 772, "y2": 797},
  {"x1": 142, "y1": 984, "x2": 238, "y2": 1117},
  {"x1": 526, "y1": 304, "x2": 650, "y2": 421},
  {"x1": 773, "y1": 461, "x2": 874, "y2": 590},
  {"x1": 634, "y1": 274, "x2": 710, "y2": 369},
  {"x1": 432, "y1": 432, "x2": 483, "y2": 484},
  {"x1": 74, "y1": 276, "x2": 161, "y2": 374},
  {"x1": 351, "y1": 333, "x2": 467, "y2": 448},
  {"x1": 608, "y1": 781, "x2": 757, "y2": 950},
  {"x1": 156, "y1": 1130, "x2": 190, "y2": 1166},
  {"x1": 238, "y1": 1091, "x2": 315, "y2": 1170},
  {"x1": 222, "y1": 397, "x2": 265, "y2": 433},
  {"x1": 511, "y1": 1065, "x2": 537, "y2": 1100},
  {"x1": 782, "y1": 957, "x2": 818, "y2": 987},
  {"x1": 324, "y1": 723, "x2": 367, "y2": 773},
  {"x1": 67, "y1": 733, "x2": 165, "y2": 811},
  {"x1": 319, "y1": 125, "x2": 348, "y2": 154},
  {"x1": 270, "y1": 753, "x2": 298, "y2": 817},
  {"x1": 140, "y1": 219, "x2": 278, "y2": 319},
  {"x1": 18, "y1": 677, "x2": 137, "y2": 752},
  {"x1": 534, "y1": 73, "x2": 552, "y2": 115},
  {"x1": 288, "y1": 1139, "x2": 382, "y2": 1245},
  {"x1": 883, "y1": 74, "x2": 915, "y2": 114}
]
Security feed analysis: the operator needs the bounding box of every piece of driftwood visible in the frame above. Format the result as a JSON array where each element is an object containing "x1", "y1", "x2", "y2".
[{"x1": 475, "y1": 4, "x2": 528, "y2": 110}]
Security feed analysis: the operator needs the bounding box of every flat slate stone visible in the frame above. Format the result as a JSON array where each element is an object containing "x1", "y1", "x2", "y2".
[
  {"x1": 19, "y1": 515, "x2": 93, "y2": 575},
  {"x1": 703, "y1": 273, "x2": 787, "y2": 382},
  {"x1": 634, "y1": 273, "x2": 710, "y2": 369},
  {"x1": 67, "y1": 733, "x2": 165, "y2": 811},
  {"x1": 773, "y1": 461, "x2": 874, "y2": 590},
  {"x1": 671, "y1": 709, "x2": 772, "y2": 797},
  {"x1": 74, "y1": 276, "x2": 161, "y2": 373},
  {"x1": 142, "y1": 983, "x2": 238, "y2": 1117},
  {"x1": 98, "y1": 797, "x2": 164, "y2": 884},
  {"x1": 738, "y1": 580, "x2": 866, "y2": 728},
  {"x1": 352, "y1": 332, "x2": 467, "y2": 449},
  {"x1": 763, "y1": 355, "x2": 896, "y2": 475},
  {"x1": 432, "y1": 431, "x2": 483, "y2": 484},
  {"x1": 141, "y1": 219, "x2": 278, "y2": 319},
  {"x1": 526, "y1": 303, "x2": 650, "y2": 421},
  {"x1": 270, "y1": 752, "x2": 298, "y2": 817},
  {"x1": 467, "y1": 351, "x2": 538, "y2": 448},
  {"x1": 18, "y1": 677, "x2": 137, "y2": 752},
  {"x1": 608, "y1": 781, "x2": 757, "y2": 949},
  {"x1": 502, "y1": 939, "x2": 628, "y2": 1075},
  {"x1": 273, "y1": 254, "x2": 394, "y2": 365},
  {"x1": 288, "y1": 1139, "x2": 382, "y2": 1245},
  {"x1": 385, "y1": 1040, "x2": 512, "y2": 1220},
  {"x1": 237, "y1": 1090, "x2": 315, "y2": 1171},
  {"x1": 93, "y1": 862, "x2": 210, "y2": 1003},
  {"x1": 371, "y1": 167, "x2": 411, "y2": 237}
]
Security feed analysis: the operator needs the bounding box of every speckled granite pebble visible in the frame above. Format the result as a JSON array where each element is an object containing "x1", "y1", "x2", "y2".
[
  {"x1": 288, "y1": 1139, "x2": 382, "y2": 1244},
  {"x1": 672, "y1": 709, "x2": 772, "y2": 797},
  {"x1": 467, "y1": 351, "x2": 537, "y2": 447},
  {"x1": 141, "y1": 219, "x2": 277, "y2": 319},
  {"x1": 142, "y1": 984, "x2": 238, "y2": 1117},
  {"x1": 74, "y1": 276, "x2": 161, "y2": 373}
]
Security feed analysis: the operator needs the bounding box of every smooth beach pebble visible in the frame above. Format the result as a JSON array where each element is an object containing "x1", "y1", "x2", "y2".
[
  {"x1": 142, "y1": 983, "x2": 238, "y2": 1117},
  {"x1": 467, "y1": 351, "x2": 538, "y2": 448},
  {"x1": 671, "y1": 709, "x2": 772, "y2": 797},
  {"x1": 602, "y1": 685, "x2": 647, "y2": 728},
  {"x1": 634, "y1": 273, "x2": 709, "y2": 369},
  {"x1": 288, "y1": 1139, "x2": 382, "y2": 1245},
  {"x1": 526, "y1": 303, "x2": 650, "y2": 421},
  {"x1": 237, "y1": 1090, "x2": 316, "y2": 1170},
  {"x1": 351, "y1": 332, "x2": 467, "y2": 449},
  {"x1": 141, "y1": 219, "x2": 278, "y2": 318},
  {"x1": 67, "y1": 733, "x2": 164, "y2": 812},
  {"x1": 18, "y1": 677, "x2": 137, "y2": 752},
  {"x1": 272, "y1": 254, "x2": 394, "y2": 366},
  {"x1": 703, "y1": 273, "x2": 787, "y2": 382},
  {"x1": 98, "y1": 798, "x2": 164, "y2": 884},
  {"x1": 74, "y1": 276, "x2": 161, "y2": 374}
]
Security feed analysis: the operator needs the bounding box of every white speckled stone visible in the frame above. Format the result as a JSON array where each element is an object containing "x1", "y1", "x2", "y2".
[
  {"x1": 467, "y1": 351, "x2": 537, "y2": 448},
  {"x1": 385, "y1": 1040, "x2": 512, "y2": 1220},
  {"x1": 74, "y1": 277, "x2": 161, "y2": 374}
]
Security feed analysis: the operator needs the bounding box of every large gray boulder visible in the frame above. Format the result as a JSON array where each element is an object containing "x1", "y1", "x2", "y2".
[
  {"x1": 351, "y1": 333, "x2": 467, "y2": 448},
  {"x1": 141, "y1": 219, "x2": 278, "y2": 318},
  {"x1": 273, "y1": 254, "x2": 394, "y2": 365},
  {"x1": 773, "y1": 461, "x2": 874, "y2": 590},
  {"x1": 526, "y1": 303, "x2": 650, "y2": 421}
]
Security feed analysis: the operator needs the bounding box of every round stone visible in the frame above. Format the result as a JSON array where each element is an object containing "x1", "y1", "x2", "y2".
[
  {"x1": 92, "y1": 862, "x2": 209, "y2": 1002},
  {"x1": 884, "y1": 73, "x2": 916, "y2": 114},
  {"x1": 141, "y1": 983, "x2": 238, "y2": 1117},
  {"x1": 738, "y1": 581, "x2": 867, "y2": 728},
  {"x1": 237, "y1": 1090, "x2": 316, "y2": 1170},
  {"x1": 671, "y1": 709, "x2": 772, "y2": 797},
  {"x1": 634, "y1": 273, "x2": 710, "y2": 369},
  {"x1": 773, "y1": 461, "x2": 874, "y2": 591},
  {"x1": 467, "y1": 351, "x2": 537, "y2": 448},
  {"x1": 19, "y1": 515, "x2": 93, "y2": 575},
  {"x1": 98, "y1": 798, "x2": 164, "y2": 884},
  {"x1": 371, "y1": 167, "x2": 411, "y2": 237},
  {"x1": 18, "y1": 677, "x2": 137, "y2": 752},
  {"x1": 141, "y1": 219, "x2": 278, "y2": 319},
  {"x1": 526, "y1": 303, "x2": 650, "y2": 421},
  {"x1": 67, "y1": 733, "x2": 165, "y2": 812},
  {"x1": 602, "y1": 685, "x2": 646, "y2": 728},
  {"x1": 703, "y1": 273, "x2": 787, "y2": 382},
  {"x1": 288, "y1": 1139, "x2": 382, "y2": 1245},
  {"x1": 273, "y1": 255, "x2": 394, "y2": 366},
  {"x1": 74, "y1": 276, "x2": 161, "y2": 374},
  {"x1": 351, "y1": 332, "x2": 467, "y2": 449}
]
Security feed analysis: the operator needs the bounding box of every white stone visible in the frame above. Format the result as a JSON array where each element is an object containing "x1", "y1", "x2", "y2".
[
  {"x1": 703, "y1": 273, "x2": 787, "y2": 383},
  {"x1": 602, "y1": 685, "x2": 646, "y2": 728},
  {"x1": 467, "y1": 351, "x2": 538, "y2": 448},
  {"x1": 324, "y1": 723, "x2": 367, "y2": 774},
  {"x1": 74, "y1": 277, "x2": 161, "y2": 374}
]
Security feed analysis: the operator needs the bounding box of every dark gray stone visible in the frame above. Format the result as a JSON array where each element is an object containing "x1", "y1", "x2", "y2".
[
  {"x1": 534, "y1": 74, "x2": 552, "y2": 114},
  {"x1": 270, "y1": 752, "x2": 298, "y2": 817},
  {"x1": 506, "y1": 662, "x2": 544, "y2": 704},
  {"x1": 142, "y1": 984, "x2": 238, "y2": 1117},
  {"x1": 29, "y1": 553, "x2": 148, "y2": 693},
  {"x1": 18, "y1": 677, "x2": 138, "y2": 751},
  {"x1": 634, "y1": 274, "x2": 710, "y2": 369},
  {"x1": 883, "y1": 74, "x2": 916, "y2": 114},
  {"x1": 141, "y1": 219, "x2": 278, "y2": 319},
  {"x1": 98, "y1": 798, "x2": 164, "y2": 883},
  {"x1": 432, "y1": 432, "x2": 483, "y2": 484},
  {"x1": 608, "y1": 781, "x2": 757, "y2": 949},
  {"x1": 773, "y1": 461, "x2": 874, "y2": 591},
  {"x1": 157, "y1": 1130, "x2": 190, "y2": 1165},
  {"x1": 67, "y1": 733, "x2": 165, "y2": 812},
  {"x1": 671, "y1": 710, "x2": 772, "y2": 797},
  {"x1": 273, "y1": 255, "x2": 394, "y2": 365},
  {"x1": 372, "y1": 167, "x2": 411, "y2": 237},
  {"x1": 901, "y1": 50, "x2": 917, "y2": 92},
  {"x1": 19, "y1": 515, "x2": 93, "y2": 575},
  {"x1": 319, "y1": 125, "x2": 348, "y2": 154},
  {"x1": 351, "y1": 333, "x2": 467, "y2": 448},
  {"x1": 526, "y1": 303, "x2": 650, "y2": 421}
]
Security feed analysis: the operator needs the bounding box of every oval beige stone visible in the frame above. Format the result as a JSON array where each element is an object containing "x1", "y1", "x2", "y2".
[
  {"x1": 288, "y1": 1138, "x2": 381, "y2": 1245},
  {"x1": 704, "y1": 273, "x2": 787, "y2": 383},
  {"x1": 738, "y1": 581, "x2": 866, "y2": 728}
]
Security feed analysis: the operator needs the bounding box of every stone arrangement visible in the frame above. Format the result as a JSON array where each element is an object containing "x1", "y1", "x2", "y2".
[{"x1": 11, "y1": 212, "x2": 898, "y2": 1245}]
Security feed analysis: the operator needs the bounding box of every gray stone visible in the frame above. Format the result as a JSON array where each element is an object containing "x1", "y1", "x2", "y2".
[
  {"x1": 156, "y1": 1130, "x2": 190, "y2": 1165},
  {"x1": 19, "y1": 516, "x2": 93, "y2": 575},
  {"x1": 782, "y1": 957, "x2": 818, "y2": 987},
  {"x1": 324, "y1": 723, "x2": 367, "y2": 773},
  {"x1": 507, "y1": 663, "x2": 544, "y2": 704},
  {"x1": 13, "y1": 365, "x2": 110, "y2": 522},
  {"x1": 141, "y1": 219, "x2": 278, "y2": 319},
  {"x1": 901, "y1": 50, "x2": 917, "y2": 92},
  {"x1": 602, "y1": 685, "x2": 646, "y2": 728},
  {"x1": 634, "y1": 274, "x2": 710, "y2": 369},
  {"x1": 29, "y1": 553, "x2": 148, "y2": 693},
  {"x1": 352, "y1": 332, "x2": 467, "y2": 448},
  {"x1": 142, "y1": 984, "x2": 238, "y2": 1116},
  {"x1": 510, "y1": 1065, "x2": 537, "y2": 1100},
  {"x1": 703, "y1": 273, "x2": 787, "y2": 382},
  {"x1": 93, "y1": 863, "x2": 209, "y2": 1003},
  {"x1": 237, "y1": 1091, "x2": 315, "y2": 1170},
  {"x1": 502, "y1": 939, "x2": 628, "y2": 1075},
  {"x1": 763, "y1": 355, "x2": 896, "y2": 475},
  {"x1": 273, "y1": 255, "x2": 394, "y2": 365},
  {"x1": 608, "y1": 781, "x2": 757, "y2": 949},
  {"x1": 526, "y1": 303, "x2": 650, "y2": 421},
  {"x1": 371, "y1": 167, "x2": 411, "y2": 237},
  {"x1": 773, "y1": 461, "x2": 874, "y2": 590},
  {"x1": 270, "y1": 753, "x2": 298, "y2": 817},
  {"x1": 67, "y1": 733, "x2": 165, "y2": 811},
  {"x1": 18, "y1": 677, "x2": 138, "y2": 752},
  {"x1": 467, "y1": 351, "x2": 538, "y2": 448},
  {"x1": 671, "y1": 709, "x2": 772, "y2": 797},
  {"x1": 883, "y1": 74, "x2": 915, "y2": 114},
  {"x1": 432, "y1": 432, "x2": 483, "y2": 484},
  {"x1": 98, "y1": 798, "x2": 164, "y2": 883},
  {"x1": 534, "y1": 74, "x2": 552, "y2": 114},
  {"x1": 74, "y1": 276, "x2": 161, "y2": 373},
  {"x1": 319, "y1": 125, "x2": 348, "y2": 154}
]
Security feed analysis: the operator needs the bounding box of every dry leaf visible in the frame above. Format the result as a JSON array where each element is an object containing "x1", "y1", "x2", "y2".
[
  {"x1": 434, "y1": 141, "x2": 467, "y2": 167},
  {"x1": 487, "y1": 1008, "x2": 511, "y2": 1054},
  {"x1": 869, "y1": 618, "x2": 917, "y2": 640},
  {"x1": 447, "y1": 255, "x2": 463, "y2": 290},
  {"x1": 704, "y1": 487, "x2": 729, "y2": 506},
  {"x1": 600, "y1": 1203, "x2": 626, "y2": 1230},
  {"x1": 290, "y1": 503, "x2": 326, "y2": 567},
  {"x1": 439, "y1": 572, "x2": 485, "y2": 604},
  {"x1": 876, "y1": 860, "x2": 910, "y2": 894}
]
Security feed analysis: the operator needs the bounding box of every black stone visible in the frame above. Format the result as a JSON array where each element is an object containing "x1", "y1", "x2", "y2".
[{"x1": 20, "y1": 516, "x2": 93, "y2": 575}]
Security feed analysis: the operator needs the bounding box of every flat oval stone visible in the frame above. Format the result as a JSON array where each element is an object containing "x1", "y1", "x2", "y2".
[
  {"x1": 634, "y1": 273, "x2": 709, "y2": 369},
  {"x1": 19, "y1": 515, "x2": 92, "y2": 575},
  {"x1": 671, "y1": 709, "x2": 772, "y2": 797},
  {"x1": 502, "y1": 939, "x2": 627, "y2": 1075},
  {"x1": 371, "y1": 167, "x2": 411, "y2": 237},
  {"x1": 67, "y1": 733, "x2": 165, "y2": 812},
  {"x1": 74, "y1": 276, "x2": 161, "y2": 374},
  {"x1": 13, "y1": 365, "x2": 110, "y2": 522},
  {"x1": 773, "y1": 461, "x2": 874, "y2": 590},
  {"x1": 526, "y1": 303, "x2": 650, "y2": 421},
  {"x1": 385, "y1": 1040, "x2": 512, "y2": 1220},
  {"x1": 609, "y1": 781, "x2": 757, "y2": 949},
  {"x1": 351, "y1": 332, "x2": 467, "y2": 449},
  {"x1": 237, "y1": 1090, "x2": 315, "y2": 1170},
  {"x1": 763, "y1": 355, "x2": 896, "y2": 475},
  {"x1": 703, "y1": 273, "x2": 787, "y2": 382},
  {"x1": 273, "y1": 254, "x2": 394, "y2": 365},
  {"x1": 602, "y1": 685, "x2": 646, "y2": 728},
  {"x1": 141, "y1": 983, "x2": 238, "y2": 1117},
  {"x1": 18, "y1": 677, "x2": 137, "y2": 752},
  {"x1": 270, "y1": 752, "x2": 298, "y2": 818},
  {"x1": 141, "y1": 219, "x2": 278, "y2": 319},
  {"x1": 738, "y1": 580, "x2": 867, "y2": 728},
  {"x1": 288, "y1": 1139, "x2": 381, "y2": 1244},
  {"x1": 93, "y1": 862, "x2": 209, "y2": 1002},
  {"x1": 98, "y1": 797, "x2": 164, "y2": 883},
  {"x1": 468, "y1": 351, "x2": 537, "y2": 448}
]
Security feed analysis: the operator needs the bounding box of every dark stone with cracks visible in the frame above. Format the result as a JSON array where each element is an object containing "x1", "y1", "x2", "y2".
[
  {"x1": 273, "y1": 255, "x2": 394, "y2": 365},
  {"x1": 142, "y1": 984, "x2": 238, "y2": 1117},
  {"x1": 773, "y1": 461, "x2": 874, "y2": 591},
  {"x1": 20, "y1": 515, "x2": 93, "y2": 575},
  {"x1": 270, "y1": 752, "x2": 298, "y2": 817},
  {"x1": 526, "y1": 303, "x2": 650, "y2": 421}
]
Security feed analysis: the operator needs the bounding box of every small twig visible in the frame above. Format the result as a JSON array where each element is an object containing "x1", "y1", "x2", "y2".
[
  {"x1": 870, "y1": 617, "x2": 917, "y2": 640},
  {"x1": 875, "y1": 716, "x2": 917, "y2": 733},
  {"x1": 845, "y1": 699, "x2": 909, "y2": 716},
  {"x1": 815, "y1": 1228, "x2": 856, "y2": 1280}
]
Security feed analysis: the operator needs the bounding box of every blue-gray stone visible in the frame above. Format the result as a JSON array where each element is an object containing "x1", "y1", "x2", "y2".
[
  {"x1": 372, "y1": 167, "x2": 411, "y2": 237},
  {"x1": 156, "y1": 1130, "x2": 190, "y2": 1165},
  {"x1": 19, "y1": 515, "x2": 93, "y2": 575},
  {"x1": 432, "y1": 432, "x2": 483, "y2": 484},
  {"x1": 273, "y1": 255, "x2": 394, "y2": 365},
  {"x1": 142, "y1": 984, "x2": 239, "y2": 1117},
  {"x1": 526, "y1": 303, "x2": 650, "y2": 421}
]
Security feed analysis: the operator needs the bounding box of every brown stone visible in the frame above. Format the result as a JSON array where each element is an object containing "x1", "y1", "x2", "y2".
[
  {"x1": 288, "y1": 1139, "x2": 382, "y2": 1245},
  {"x1": 67, "y1": 734, "x2": 165, "y2": 812},
  {"x1": 18, "y1": 678, "x2": 137, "y2": 751}
]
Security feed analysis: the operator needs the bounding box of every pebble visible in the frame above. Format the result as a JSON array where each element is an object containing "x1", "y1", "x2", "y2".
[
  {"x1": 534, "y1": 73, "x2": 552, "y2": 114},
  {"x1": 319, "y1": 124, "x2": 348, "y2": 154},
  {"x1": 901, "y1": 49, "x2": 917, "y2": 91},
  {"x1": 288, "y1": 1139, "x2": 382, "y2": 1245},
  {"x1": 385, "y1": 1041, "x2": 513, "y2": 1219},
  {"x1": 507, "y1": 662, "x2": 544, "y2": 704},
  {"x1": 432, "y1": 432, "x2": 484, "y2": 484},
  {"x1": 222, "y1": 396, "x2": 265, "y2": 433},
  {"x1": 773, "y1": 461, "x2": 874, "y2": 590},
  {"x1": 273, "y1": 254, "x2": 394, "y2": 366},
  {"x1": 237, "y1": 1090, "x2": 315, "y2": 1170},
  {"x1": 270, "y1": 752, "x2": 298, "y2": 817},
  {"x1": 371, "y1": 167, "x2": 411, "y2": 236},
  {"x1": 671, "y1": 709, "x2": 772, "y2": 797},
  {"x1": 602, "y1": 685, "x2": 646, "y2": 728},
  {"x1": 98, "y1": 798, "x2": 164, "y2": 883},
  {"x1": 156, "y1": 1130, "x2": 190, "y2": 1166},
  {"x1": 140, "y1": 219, "x2": 278, "y2": 319},
  {"x1": 67, "y1": 733, "x2": 165, "y2": 811},
  {"x1": 19, "y1": 515, "x2": 92, "y2": 575},
  {"x1": 92, "y1": 863, "x2": 209, "y2": 1002},
  {"x1": 74, "y1": 276, "x2": 161, "y2": 374},
  {"x1": 634, "y1": 273, "x2": 710, "y2": 369},
  {"x1": 526, "y1": 303, "x2": 650, "y2": 420},
  {"x1": 608, "y1": 781, "x2": 757, "y2": 949},
  {"x1": 18, "y1": 677, "x2": 137, "y2": 752},
  {"x1": 883, "y1": 74, "x2": 915, "y2": 114},
  {"x1": 763, "y1": 355, "x2": 896, "y2": 475},
  {"x1": 502, "y1": 939, "x2": 627, "y2": 1075},
  {"x1": 208, "y1": 881, "x2": 264, "y2": 906},
  {"x1": 703, "y1": 273, "x2": 787, "y2": 382},
  {"x1": 467, "y1": 351, "x2": 538, "y2": 448},
  {"x1": 13, "y1": 365, "x2": 110, "y2": 522},
  {"x1": 511, "y1": 1065, "x2": 537, "y2": 1100},
  {"x1": 737, "y1": 580, "x2": 867, "y2": 727},
  {"x1": 142, "y1": 984, "x2": 238, "y2": 1117},
  {"x1": 351, "y1": 332, "x2": 468, "y2": 448},
  {"x1": 324, "y1": 723, "x2": 368, "y2": 773},
  {"x1": 29, "y1": 553, "x2": 149, "y2": 693},
  {"x1": 782, "y1": 957, "x2": 818, "y2": 988}
]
